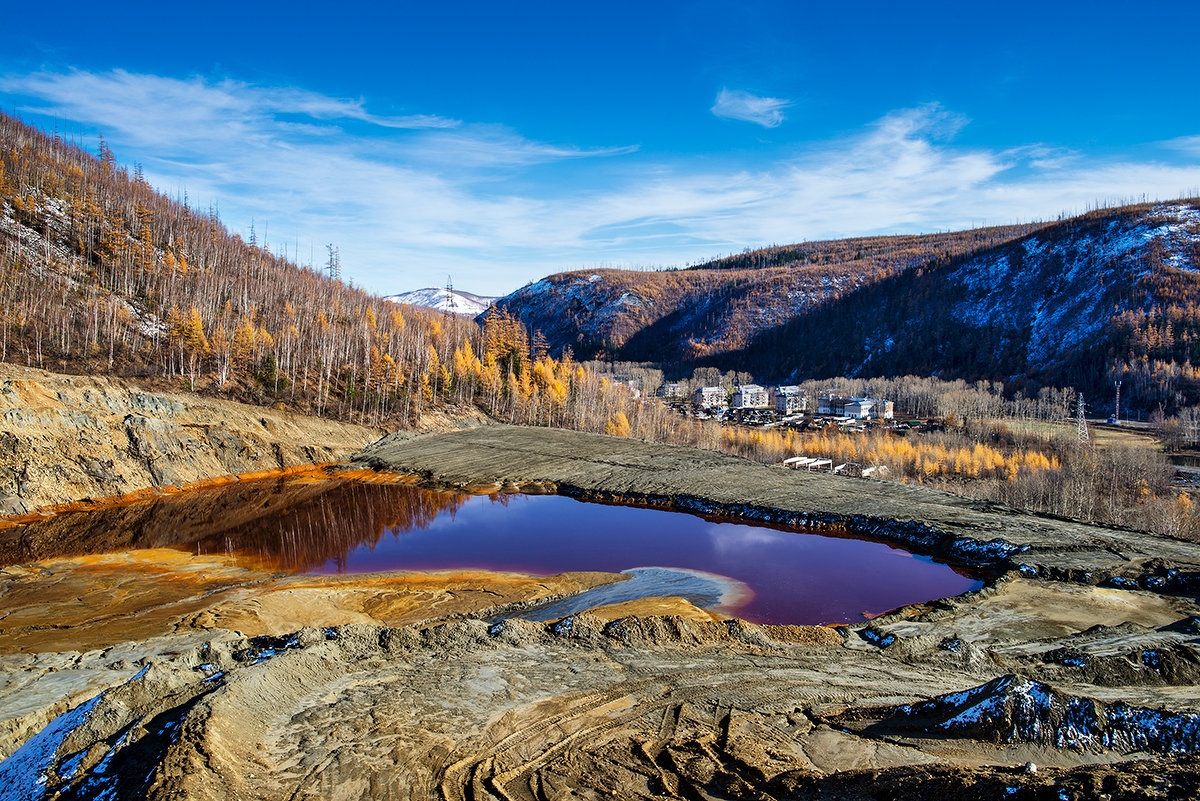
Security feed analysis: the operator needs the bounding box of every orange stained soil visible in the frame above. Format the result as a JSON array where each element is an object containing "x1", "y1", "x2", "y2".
[{"x1": 0, "y1": 545, "x2": 623, "y2": 653}]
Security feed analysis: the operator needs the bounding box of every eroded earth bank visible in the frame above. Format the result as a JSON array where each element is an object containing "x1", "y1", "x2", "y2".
[
  {"x1": 0, "y1": 365, "x2": 384, "y2": 514},
  {"x1": 3, "y1": 425, "x2": 1200, "y2": 799}
]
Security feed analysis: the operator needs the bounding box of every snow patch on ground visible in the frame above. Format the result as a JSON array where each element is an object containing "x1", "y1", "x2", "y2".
[
  {"x1": 897, "y1": 674, "x2": 1200, "y2": 754},
  {"x1": 0, "y1": 695, "x2": 102, "y2": 801},
  {"x1": 948, "y1": 204, "x2": 1200, "y2": 366}
]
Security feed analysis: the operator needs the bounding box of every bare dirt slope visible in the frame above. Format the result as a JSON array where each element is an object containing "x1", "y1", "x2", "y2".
[{"x1": 0, "y1": 364, "x2": 382, "y2": 513}]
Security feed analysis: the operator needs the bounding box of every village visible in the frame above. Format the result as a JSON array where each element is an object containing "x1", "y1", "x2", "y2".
[{"x1": 652, "y1": 381, "x2": 916, "y2": 476}]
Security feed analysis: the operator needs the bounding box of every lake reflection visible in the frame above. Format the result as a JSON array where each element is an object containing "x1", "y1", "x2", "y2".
[
  {"x1": 330, "y1": 492, "x2": 981, "y2": 624},
  {"x1": 0, "y1": 477, "x2": 982, "y2": 625}
]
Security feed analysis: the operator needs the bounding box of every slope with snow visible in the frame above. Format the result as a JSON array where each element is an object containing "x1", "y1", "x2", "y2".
[
  {"x1": 489, "y1": 225, "x2": 1043, "y2": 363},
  {"x1": 717, "y1": 200, "x2": 1200, "y2": 401},
  {"x1": 946, "y1": 203, "x2": 1200, "y2": 367},
  {"x1": 384, "y1": 288, "x2": 497, "y2": 316}
]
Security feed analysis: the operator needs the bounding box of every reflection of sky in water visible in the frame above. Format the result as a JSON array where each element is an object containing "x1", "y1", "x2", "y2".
[
  {"x1": 706, "y1": 524, "x2": 791, "y2": 555},
  {"x1": 316, "y1": 493, "x2": 981, "y2": 626}
]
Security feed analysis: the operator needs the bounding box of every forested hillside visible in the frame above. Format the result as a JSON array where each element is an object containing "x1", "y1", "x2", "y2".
[
  {"x1": 488, "y1": 196, "x2": 1200, "y2": 412},
  {"x1": 487, "y1": 224, "x2": 1044, "y2": 363},
  {"x1": 5, "y1": 112, "x2": 1200, "y2": 537},
  {"x1": 0, "y1": 113, "x2": 638, "y2": 432},
  {"x1": 719, "y1": 201, "x2": 1200, "y2": 410}
]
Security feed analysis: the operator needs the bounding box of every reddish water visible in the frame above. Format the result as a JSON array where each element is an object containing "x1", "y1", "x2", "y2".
[
  {"x1": 309, "y1": 490, "x2": 980, "y2": 625},
  {"x1": 1, "y1": 478, "x2": 981, "y2": 625}
]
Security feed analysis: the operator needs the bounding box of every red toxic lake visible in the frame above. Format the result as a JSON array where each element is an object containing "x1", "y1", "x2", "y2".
[
  {"x1": 239, "y1": 481, "x2": 979, "y2": 625},
  {"x1": 321, "y1": 491, "x2": 980, "y2": 625},
  {"x1": 4, "y1": 477, "x2": 982, "y2": 626}
]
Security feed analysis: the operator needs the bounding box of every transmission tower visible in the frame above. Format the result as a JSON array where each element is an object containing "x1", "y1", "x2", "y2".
[
  {"x1": 325, "y1": 243, "x2": 340, "y2": 281},
  {"x1": 1077, "y1": 394, "x2": 1089, "y2": 444},
  {"x1": 444, "y1": 274, "x2": 456, "y2": 316},
  {"x1": 1114, "y1": 380, "x2": 1122, "y2": 425}
]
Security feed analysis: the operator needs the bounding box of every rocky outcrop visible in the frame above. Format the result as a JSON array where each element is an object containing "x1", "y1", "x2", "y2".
[{"x1": 0, "y1": 364, "x2": 381, "y2": 513}]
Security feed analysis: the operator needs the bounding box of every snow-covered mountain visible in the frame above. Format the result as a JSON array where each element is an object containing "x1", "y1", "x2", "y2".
[{"x1": 384, "y1": 287, "x2": 497, "y2": 316}]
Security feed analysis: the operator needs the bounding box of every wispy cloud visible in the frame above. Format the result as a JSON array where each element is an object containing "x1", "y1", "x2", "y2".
[
  {"x1": 401, "y1": 125, "x2": 638, "y2": 169},
  {"x1": 2, "y1": 70, "x2": 1198, "y2": 296},
  {"x1": 711, "y1": 88, "x2": 792, "y2": 128},
  {"x1": 1165, "y1": 135, "x2": 1200, "y2": 157},
  {"x1": 4, "y1": 69, "x2": 461, "y2": 142}
]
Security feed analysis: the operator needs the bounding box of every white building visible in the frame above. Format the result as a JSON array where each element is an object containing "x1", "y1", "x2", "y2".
[
  {"x1": 818, "y1": 395, "x2": 849, "y2": 416},
  {"x1": 819, "y1": 395, "x2": 894, "y2": 419},
  {"x1": 773, "y1": 386, "x2": 806, "y2": 414},
  {"x1": 693, "y1": 386, "x2": 728, "y2": 409},
  {"x1": 844, "y1": 398, "x2": 895, "y2": 420},
  {"x1": 732, "y1": 384, "x2": 769, "y2": 409}
]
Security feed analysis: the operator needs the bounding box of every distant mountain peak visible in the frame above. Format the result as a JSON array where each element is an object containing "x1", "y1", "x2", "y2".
[{"x1": 384, "y1": 287, "x2": 498, "y2": 316}]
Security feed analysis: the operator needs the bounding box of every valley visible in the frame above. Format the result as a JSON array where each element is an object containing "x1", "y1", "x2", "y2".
[
  {"x1": 486, "y1": 201, "x2": 1200, "y2": 408},
  {"x1": 3, "y1": 96, "x2": 1200, "y2": 800}
]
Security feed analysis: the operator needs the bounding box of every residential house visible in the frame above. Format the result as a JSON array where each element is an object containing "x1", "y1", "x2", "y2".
[
  {"x1": 656, "y1": 383, "x2": 685, "y2": 400},
  {"x1": 772, "y1": 386, "x2": 806, "y2": 414}
]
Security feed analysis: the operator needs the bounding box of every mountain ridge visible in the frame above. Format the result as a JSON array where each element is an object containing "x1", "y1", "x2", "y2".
[
  {"x1": 384, "y1": 287, "x2": 496, "y2": 316},
  {"x1": 717, "y1": 200, "x2": 1200, "y2": 406},
  {"x1": 488, "y1": 224, "x2": 1045, "y2": 364},
  {"x1": 487, "y1": 200, "x2": 1200, "y2": 408}
]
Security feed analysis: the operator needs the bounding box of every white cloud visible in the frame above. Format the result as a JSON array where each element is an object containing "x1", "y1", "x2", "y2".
[
  {"x1": 2, "y1": 70, "x2": 1198, "y2": 296},
  {"x1": 711, "y1": 88, "x2": 792, "y2": 128},
  {"x1": 401, "y1": 125, "x2": 638, "y2": 169},
  {"x1": 1165, "y1": 135, "x2": 1200, "y2": 156},
  {"x1": 6, "y1": 69, "x2": 460, "y2": 134}
]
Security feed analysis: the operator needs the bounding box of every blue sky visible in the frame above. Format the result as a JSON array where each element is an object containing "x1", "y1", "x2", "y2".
[{"x1": 4, "y1": 1, "x2": 1200, "y2": 296}]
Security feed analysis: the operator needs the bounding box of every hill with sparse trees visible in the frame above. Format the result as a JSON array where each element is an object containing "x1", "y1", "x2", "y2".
[{"x1": 487, "y1": 199, "x2": 1200, "y2": 413}]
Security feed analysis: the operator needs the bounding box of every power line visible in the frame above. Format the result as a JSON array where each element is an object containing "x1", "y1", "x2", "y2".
[{"x1": 1077, "y1": 394, "x2": 1089, "y2": 444}]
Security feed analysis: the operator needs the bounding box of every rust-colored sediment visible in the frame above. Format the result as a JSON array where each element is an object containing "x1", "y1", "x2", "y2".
[{"x1": 0, "y1": 546, "x2": 625, "y2": 653}]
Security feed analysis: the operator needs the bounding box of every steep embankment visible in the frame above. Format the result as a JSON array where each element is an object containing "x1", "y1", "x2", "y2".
[{"x1": 0, "y1": 364, "x2": 382, "y2": 513}]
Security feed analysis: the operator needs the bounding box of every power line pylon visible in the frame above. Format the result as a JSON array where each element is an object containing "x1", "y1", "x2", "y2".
[
  {"x1": 444, "y1": 274, "x2": 456, "y2": 317},
  {"x1": 1077, "y1": 393, "x2": 1089, "y2": 444}
]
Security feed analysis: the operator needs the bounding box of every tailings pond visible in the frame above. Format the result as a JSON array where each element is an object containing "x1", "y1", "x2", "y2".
[{"x1": 0, "y1": 474, "x2": 982, "y2": 625}]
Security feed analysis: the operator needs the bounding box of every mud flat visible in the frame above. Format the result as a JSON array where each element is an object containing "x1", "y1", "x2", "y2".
[
  {"x1": 3, "y1": 424, "x2": 1200, "y2": 799},
  {"x1": 0, "y1": 547, "x2": 623, "y2": 654}
]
